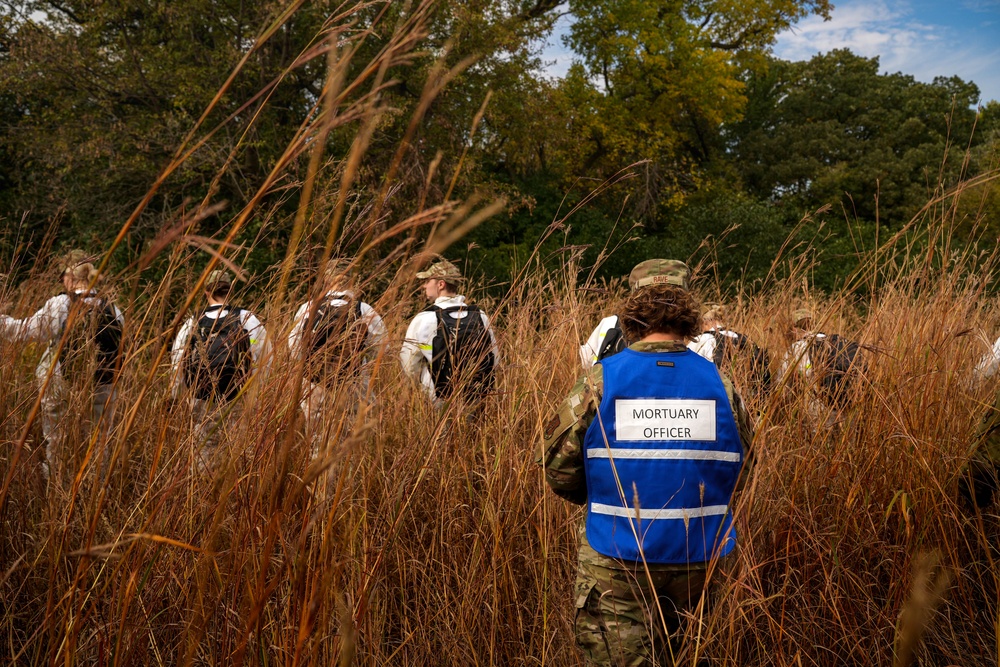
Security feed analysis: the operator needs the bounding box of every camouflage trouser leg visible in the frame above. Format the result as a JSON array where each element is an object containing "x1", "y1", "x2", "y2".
[
  {"x1": 300, "y1": 374, "x2": 371, "y2": 460},
  {"x1": 190, "y1": 398, "x2": 226, "y2": 475},
  {"x1": 573, "y1": 559, "x2": 709, "y2": 667},
  {"x1": 40, "y1": 387, "x2": 68, "y2": 483},
  {"x1": 91, "y1": 383, "x2": 116, "y2": 478}
]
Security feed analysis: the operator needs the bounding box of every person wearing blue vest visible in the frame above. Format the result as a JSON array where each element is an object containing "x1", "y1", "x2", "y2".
[{"x1": 540, "y1": 282, "x2": 754, "y2": 666}]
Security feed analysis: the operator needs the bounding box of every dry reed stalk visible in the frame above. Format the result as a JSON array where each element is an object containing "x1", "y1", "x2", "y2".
[{"x1": 2, "y1": 2, "x2": 1000, "y2": 665}]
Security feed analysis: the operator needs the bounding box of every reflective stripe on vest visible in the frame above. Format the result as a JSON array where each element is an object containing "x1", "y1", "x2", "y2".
[{"x1": 583, "y1": 348, "x2": 744, "y2": 565}]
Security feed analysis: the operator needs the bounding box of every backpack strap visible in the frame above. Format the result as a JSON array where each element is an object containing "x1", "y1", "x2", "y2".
[{"x1": 596, "y1": 317, "x2": 628, "y2": 361}]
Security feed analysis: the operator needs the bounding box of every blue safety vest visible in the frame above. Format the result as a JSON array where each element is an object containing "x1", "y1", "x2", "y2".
[{"x1": 583, "y1": 348, "x2": 744, "y2": 564}]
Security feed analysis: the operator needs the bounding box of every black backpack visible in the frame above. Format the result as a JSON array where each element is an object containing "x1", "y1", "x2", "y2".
[
  {"x1": 182, "y1": 306, "x2": 251, "y2": 402},
  {"x1": 428, "y1": 304, "x2": 495, "y2": 399},
  {"x1": 809, "y1": 333, "x2": 864, "y2": 406},
  {"x1": 596, "y1": 320, "x2": 629, "y2": 362},
  {"x1": 59, "y1": 292, "x2": 123, "y2": 385},
  {"x1": 712, "y1": 330, "x2": 772, "y2": 392},
  {"x1": 304, "y1": 298, "x2": 367, "y2": 385}
]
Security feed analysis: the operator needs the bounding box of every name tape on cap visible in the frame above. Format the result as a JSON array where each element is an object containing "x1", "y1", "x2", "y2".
[{"x1": 615, "y1": 399, "x2": 716, "y2": 441}]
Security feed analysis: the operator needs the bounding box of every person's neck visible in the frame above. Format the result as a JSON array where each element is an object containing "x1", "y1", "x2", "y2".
[
  {"x1": 436, "y1": 292, "x2": 458, "y2": 300},
  {"x1": 640, "y1": 332, "x2": 684, "y2": 342}
]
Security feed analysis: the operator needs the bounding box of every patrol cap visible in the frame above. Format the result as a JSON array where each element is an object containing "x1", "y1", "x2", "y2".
[
  {"x1": 324, "y1": 257, "x2": 354, "y2": 281},
  {"x1": 206, "y1": 269, "x2": 234, "y2": 288},
  {"x1": 703, "y1": 303, "x2": 725, "y2": 321},
  {"x1": 58, "y1": 249, "x2": 95, "y2": 274},
  {"x1": 416, "y1": 259, "x2": 463, "y2": 283},
  {"x1": 792, "y1": 308, "x2": 813, "y2": 327},
  {"x1": 628, "y1": 259, "x2": 690, "y2": 291},
  {"x1": 59, "y1": 249, "x2": 98, "y2": 282}
]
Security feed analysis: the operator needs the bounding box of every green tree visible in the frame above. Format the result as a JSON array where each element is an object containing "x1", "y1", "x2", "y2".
[
  {"x1": 544, "y1": 0, "x2": 832, "y2": 224},
  {"x1": 728, "y1": 50, "x2": 984, "y2": 227}
]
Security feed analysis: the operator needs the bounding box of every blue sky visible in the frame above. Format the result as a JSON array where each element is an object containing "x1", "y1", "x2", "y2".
[
  {"x1": 540, "y1": 1, "x2": 1000, "y2": 103},
  {"x1": 773, "y1": 0, "x2": 1000, "y2": 103}
]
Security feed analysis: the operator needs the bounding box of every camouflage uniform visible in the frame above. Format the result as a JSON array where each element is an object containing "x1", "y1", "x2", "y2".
[
  {"x1": 961, "y1": 384, "x2": 1000, "y2": 509},
  {"x1": 0, "y1": 251, "x2": 123, "y2": 483},
  {"x1": 170, "y1": 270, "x2": 270, "y2": 475},
  {"x1": 541, "y1": 340, "x2": 754, "y2": 666}
]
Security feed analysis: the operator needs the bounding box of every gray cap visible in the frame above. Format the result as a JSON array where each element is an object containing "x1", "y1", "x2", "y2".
[{"x1": 628, "y1": 259, "x2": 690, "y2": 291}]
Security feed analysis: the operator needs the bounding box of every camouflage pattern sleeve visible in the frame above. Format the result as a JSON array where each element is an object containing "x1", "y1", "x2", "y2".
[
  {"x1": 538, "y1": 365, "x2": 604, "y2": 505},
  {"x1": 720, "y1": 374, "x2": 756, "y2": 495}
]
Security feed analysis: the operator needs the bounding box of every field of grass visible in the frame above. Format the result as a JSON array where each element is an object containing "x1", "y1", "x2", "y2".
[
  {"x1": 1, "y1": 228, "x2": 999, "y2": 666},
  {"x1": 2, "y1": 1, "x2": 1000, "y2": 663}
]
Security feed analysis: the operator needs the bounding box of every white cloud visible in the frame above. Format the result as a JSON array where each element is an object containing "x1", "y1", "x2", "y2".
[
  {"x1": 774, "y1": 0, "x2": 1000, "y2": 102},
  {"x1": 775, "y1": 0, "x2": 940, "y2": 64}
]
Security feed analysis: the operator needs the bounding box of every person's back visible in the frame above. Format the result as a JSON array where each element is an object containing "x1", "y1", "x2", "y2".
[
  {"x1": 690, "y1": 304, "x2": 772, "y2": 400},
  {"x1": 170, "y1": 269, "x2": 269, "y2": 474},
  {"x1": 400, "y1": 259, "x2": 499, "y2": 404},
  {"x1": 288, "y1": 259, "x2": 387, "y2": 451},
  {"x1": 425, "y1": 301, "x2": 495, "y2": 400},
  {"x1": 0, "y1": 250, "x2": 124, "y2": 483},
  {"x1": 777, "y1": 309, "x2": 864, "y2": 426},
  {"x1": 541, "y1": 283, "x2": 753, "y2": 667},
  {"x1": 183, "y1": 304, "x2": 252, "y2": 402},
  {"x1": 60, "y1": 290, "x2": 124, "y2": 387}
]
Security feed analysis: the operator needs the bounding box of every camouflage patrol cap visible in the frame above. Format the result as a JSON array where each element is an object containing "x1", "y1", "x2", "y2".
[
  {"x1": 792, "y1": 308, "x2": 813, "y2": 327},
  {"x1": 416, "y1": 259, "x2": 463, "y2": 283},
  {"x1": 58, "y1": 249, "x2": 95, "y2": 274},
  {"x1": 628, "y1": 259, "x2": 690, "y2": 291},
  {"x1": 206, "y1": 269, "x2": 234, "y2": 288},
  {"x1": 324, "y1": 258, "x2": 354, "y2": 280},
  {"x1": 59, "y1": 249, "x2": 98, "y2": 282}
]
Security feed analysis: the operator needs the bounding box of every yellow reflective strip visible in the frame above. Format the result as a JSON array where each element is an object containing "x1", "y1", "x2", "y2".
[
  {"x1": 418, "y1": 344, "x2": 433, "y2": 351},
  {"x1": 250, "y1": 339, "x2": 258, "y2": 344}
]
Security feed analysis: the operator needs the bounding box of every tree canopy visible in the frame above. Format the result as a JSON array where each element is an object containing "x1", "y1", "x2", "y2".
[{"x1": 0, "y1": 0, "x2": 995, "y2": 293}]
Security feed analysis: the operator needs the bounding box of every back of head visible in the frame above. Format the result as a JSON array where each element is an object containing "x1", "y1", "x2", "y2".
[
  {"x1": 791, "y1": 308, "x2": 813, "y2": 334},
  {"x1": 620, "y1": 284, "x2": 701, "y2": 341},
  {"x1": 323, "y1": 258, "x2": 355, "y2": 290},
  {"x1": 703, "y1": 303, "x2": 725, "y2": 329},
  {"x1": 417, "y1": 258, "x2": 464, "y2": 293},
  {"x1": 206, "y1": 269, "x2": 234, "y2": 301}
]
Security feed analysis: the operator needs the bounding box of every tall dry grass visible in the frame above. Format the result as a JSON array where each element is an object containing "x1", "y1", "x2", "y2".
[{"x1": 2, "y1": 1, "x2": 1000, "y2": 665}]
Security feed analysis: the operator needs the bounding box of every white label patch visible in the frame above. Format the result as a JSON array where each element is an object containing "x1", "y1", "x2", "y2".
[{"x1": 615, "y1": 399, "x2": 716, "y2": 442}]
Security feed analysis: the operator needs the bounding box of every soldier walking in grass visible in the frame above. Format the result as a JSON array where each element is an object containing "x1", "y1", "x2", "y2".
[
  {"x1": 541, "y1": 282, "x2": 754, "y2": 666},
  {"x1": 973, "y1": 331, "x2": 1000, "y2": 380},
  {"x1": 170, "y1": 269, "x2": 269, "y2": 474},
  {"x1": 400, "y1": 259, "x2": 499, "y2": 406},
  {"x1": 961, "y1": 383, "x2": 1000, "y2": 512},
  {"x1": 0, "y1": 250, "x2": 124, "y2": 484},
  {"x1": 689, "y1": 303, "x2": 772, "y2": 403},
  {"x1": 288, "y1": 258, "x2": 386, "y2": 454},
  {"x1": 579, "y1": 259, "x2": 692, "y2": 369},
  {"x1": 776, "y1": 308, "x2": 864, "y2": 428}
]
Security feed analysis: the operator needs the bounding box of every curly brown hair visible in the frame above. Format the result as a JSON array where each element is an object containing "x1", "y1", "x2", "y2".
[{"x1": 620, "y1": 284, "x2": 701, "y2": 341}]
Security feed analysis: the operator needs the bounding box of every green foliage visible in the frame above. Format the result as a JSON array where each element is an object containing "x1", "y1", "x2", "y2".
[
  {"x1": 728, "y1": 50, "x2": 987, "y2": 228},
  {"x1": 0, "y1": 0, "x2": 995, "y2": 299}
]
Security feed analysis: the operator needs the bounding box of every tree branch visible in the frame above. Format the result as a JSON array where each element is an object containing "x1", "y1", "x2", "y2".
[{"x1": 44, "y1": 1, "x2": 84, "y2": 25}]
